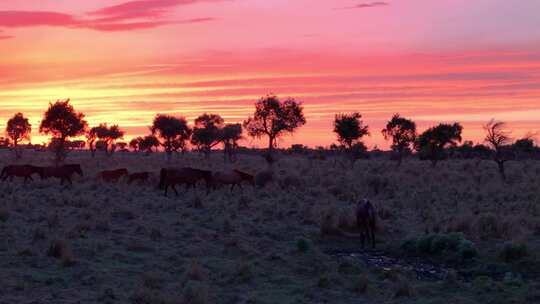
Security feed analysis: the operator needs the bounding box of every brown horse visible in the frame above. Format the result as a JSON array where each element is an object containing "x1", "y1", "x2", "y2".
[
  {"x1": 98, "y1": 168, "x2": 129, "y2": 183},
  {"x1": 41, "y1": 164, "x2": 84, "y2": 185},
  {"x1": 127, "y1": 172, "x2": 150, "y2": 184},
  {"x1": 356, "y1": 199, "x2": 377, "y2": 248},
  {"x1": 212, "y1": 169, "x2": 254, "y2": 191},
  {"x1": 159, "y1": 167, "x2": 213, "y2": 196},
  {"x1": 0, "y1": 165, "x2": 43, "y2": 183}
]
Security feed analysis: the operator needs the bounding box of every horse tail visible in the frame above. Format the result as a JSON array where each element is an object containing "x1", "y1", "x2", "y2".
[{"x1": 0, "y1": 166, "x2": 7, "y2": 179}]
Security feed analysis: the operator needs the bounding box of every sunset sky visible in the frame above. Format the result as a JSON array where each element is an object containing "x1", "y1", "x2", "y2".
[{"x1": 1, "y1": 0, "x2": 539, "y2": 148}]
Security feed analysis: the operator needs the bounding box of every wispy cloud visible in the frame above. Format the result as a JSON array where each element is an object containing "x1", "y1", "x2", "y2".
[
  {"x1": 335, "y1": 2, "x2": 389, "y2": 10},
  {"x1": 0, "y1": 0, "x2": 225, "y2": 34}
]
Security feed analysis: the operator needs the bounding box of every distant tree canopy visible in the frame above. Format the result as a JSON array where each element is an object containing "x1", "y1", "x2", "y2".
[
  {"x1": 39, "y1": 99, "x2": 87, "y2": 162},
  {"x1": 415, "y1": 122, "x2": 463, "y2": 167},
  {"x1": 6, "y1": 112, "x2": 31, "y2": 159},
  {"x1": 191, "y1": 113, "x2": 224, "y2": 157},
  {"x1": 334, "y1": 112, "x2": 369, "y2": 149},
  {"x1": 129, "y1": 136, "x2": 144, "y2": 152},
  {"x1": 382, "y1": 114, "x2": 416, "y2": 165},
  {"x1": 151, "y1": 114, "x2": 192, "y2": 159},
  {"x1": 139, "y1": 135, "x2": 160, "y2": 154},
  {"x1": 87, "y1": 123, "x2": 124, "y2": 156},
  {"x1": 244, "y1": 95, "x2": 306, "y2": 161},
  {"x1": 333, "y1": 112, "x2": 369, "y2": 163},
  {"x1": 221, "y1": 123, "x2": 243, "y2": 162}
]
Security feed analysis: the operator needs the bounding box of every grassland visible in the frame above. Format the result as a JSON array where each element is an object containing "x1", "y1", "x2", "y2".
[{"x1": 0, "y1": 150, "x2": 539, "y2": 303}]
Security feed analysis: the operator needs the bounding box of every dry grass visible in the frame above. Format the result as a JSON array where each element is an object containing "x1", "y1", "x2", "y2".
[{"x1": 0, "y1": 151, "x2": 538, "y2": 303}]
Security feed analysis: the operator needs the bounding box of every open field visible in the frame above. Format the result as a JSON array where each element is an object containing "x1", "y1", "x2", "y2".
[{"x1": 0, "y1": 150, "x2": 539, "y2": 303}]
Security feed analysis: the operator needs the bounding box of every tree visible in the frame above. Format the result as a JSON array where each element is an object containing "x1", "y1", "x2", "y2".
[
  {"x1": 484, "y1": 120, "x2": 513, "y2": 180},
  {"x1": 151, "y1": 114, "x2": 192, "y2": 160},
  {"x1": 333, "y1": 112, "x2": 369, "y2": 162},
  {"x1": 5, "y1": 112, "x2": 31, "y2": 159},
  {"x1": 221, "y1": 123, "x2": 243, "y2": 162},
  {"x1": 116, "y1": 142, "x2": 128, "y2": 151},
  {"x1": 414, "y1": 123, "x2": 463, "y2": 167},
  {"x1": 139, "y1": 135, "x2": 160, "y2": 155},
  {"x1": 96, "y1": 124, "x2": 124, "y2": 156},
  {"x1": 39, "y1": 99, "x2": 87, "y2": 162},
  {"x1": 86, "y1": 126, "x2": 100, "y2": 157},
  {"x1": 129, "y1": 137, "x2": 143, "y2": 152},
  {"x1": 382, "y1": 114, "x2": 416, "y2": 166},
  {"x1": 244, "y1": 95, "x2": 306, "y2": 163},
  {"x1": 191, "y1": 113, "x2": 224, "y2": 158}
]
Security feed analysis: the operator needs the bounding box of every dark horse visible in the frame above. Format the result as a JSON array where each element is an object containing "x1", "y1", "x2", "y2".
[
  {"x1": 0, "y1": 165, "x2": 43, "y2": 183},
  {"x1": 127, "y1": 172, "x2": 150, "y2": 185},
  {"x1": 211, "y1": 169, "x2": 255, "y2": 191},
  {"x1": 159, "y1": 167, "x2": 212, "y2": 196},
  {"x1": 356, "y1": 198, "x2": 377, "y2": 248},
  {"x1": 98, "y1": 168, "x2": 129, "y2": 183},
  {"x1": 41, "y1": 164, "x2": 84, "y2": 185}
]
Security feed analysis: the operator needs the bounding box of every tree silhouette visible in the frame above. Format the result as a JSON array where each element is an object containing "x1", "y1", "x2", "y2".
[
  {"x1": 6, "y1": 112, "x2": 31, "y2": 159},
  {"x1": 129, "y1": 137, "x2": 143, "y2": 152},
  {"x1": 243, "y1": 95, "x2": 306, "y2": 163},
  {"x1": 39, "y1": 99, "x2": 87, "y2": 163},
  {"x1": 333, "y1": 112, "x2": 369, "y2": 163},
  {"x1": 191, "y1": 113, "x2": 224, "y2": 158},
  {"x1": 86, "y1": 126, "x2": 99, "y2": 157},
  {"x1": 96, "y1": 124, "x2": 124, "y2": 156},
  {"x1": 415, "y1": 123, "x2": 463, "y2": 167},
  {"x1": 151, "y1": 114, "x2": 192, "y2": 160},
  {"x1": 382, "y1": 114, "x2": 416, "y2": 166},
  {"x1": 221, "y1": 123, "x2": 243, "y2": 162},
  {"x1": 139, "y1": 135, "x2": 160, "y2": 155},
  {"x1": 484, "y1": 120, "x2": 513, "y2": 180}
]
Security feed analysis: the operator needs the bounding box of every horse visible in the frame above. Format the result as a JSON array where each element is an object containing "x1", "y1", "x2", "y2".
[
  {"x1": 127, "y1": 172, "x2": 150, "y2": 185},
  {"x1": 98, "y1": 168, "x2": 129, "y2": 183},
  {"x1": 0, "y1": 165, "x2": 43, "y2": 183},
  {"x1": 41, "y1": 164, "x2": 84, "y2": 185},
  {"x1": 212, "y1": 169, "x2": 254, "y2": 191},
  {"x1": 356, "y1": 198, "x2": 377, "y2": 248},
  {"x1": 159, "y1": 167, "x2": 213, "y2": 196}
]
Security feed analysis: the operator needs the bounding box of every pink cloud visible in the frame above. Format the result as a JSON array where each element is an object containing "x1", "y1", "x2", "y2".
[
  {"x1": 0, "y1": 0, "x2": 223, "y2": 33},
  {"x1": 335, "y1": 2, "x2": 389, "y2": 10}
]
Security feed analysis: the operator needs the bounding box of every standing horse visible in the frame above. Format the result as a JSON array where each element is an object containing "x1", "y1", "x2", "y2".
[
  {"x1": 127, "y1": 172, "x2": 151, "y2": 185},
  {"x1": 212, "y1": 169, "x2": 254, "y2": 191},
  {"x1": 159, "y1": 167, "x2": 213, "y2": 196},
  {"x1": 41, "y1": 164, "x2": 84, "y2": 185},
  {"x1": 98, "y1": 168, "x2": 129, "y2": 183},
  {"x1": 0, "y1": 165, "x2": 43, "y2": 183},
  {"x1": 356, "y1": 198, "x2": 377, "y2": 248}
]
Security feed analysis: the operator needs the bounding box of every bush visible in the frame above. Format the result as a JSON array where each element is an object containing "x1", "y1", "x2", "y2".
[
  {"x1": 401, "y1": 233, "x2": 477, "y2": 261},
  {"x1": 499, "y1": 242, "x2": 528, "y2": 263},
  {"x1": 296, "y1": 238, "x2": 311, "y2": 253},
  {"x1": 0, "y1": 208, "x2": 9, "y2": 222}
]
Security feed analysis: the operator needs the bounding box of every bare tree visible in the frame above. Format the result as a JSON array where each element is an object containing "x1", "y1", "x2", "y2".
[{"x1": 484, "y1": 119, "x2": 513, "y2": 180}]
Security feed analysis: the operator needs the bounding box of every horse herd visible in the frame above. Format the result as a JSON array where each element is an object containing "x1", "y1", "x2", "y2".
[
  {"x1": 1, "y1": 163, "x2": 378, "y2": 248},
  {"x1": 0, "y1": 164, "x2": 254, "y2": 195}
]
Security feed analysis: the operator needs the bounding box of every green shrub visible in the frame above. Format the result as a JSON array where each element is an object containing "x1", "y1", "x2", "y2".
[
  {"x1": 401, "y1": 233, "x2": 477, "y2": 261},
  {"x1": 499, "y1": 242, "x2": 528, "y2": 263},
  {"x1": 296, "y1": 238, "x2": 311, "y2": 253}
]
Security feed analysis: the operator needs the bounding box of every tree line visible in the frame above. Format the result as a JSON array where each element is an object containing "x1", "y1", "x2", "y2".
[{"x1": 2, "y1": 95, "x2": 538, "y2": 179}]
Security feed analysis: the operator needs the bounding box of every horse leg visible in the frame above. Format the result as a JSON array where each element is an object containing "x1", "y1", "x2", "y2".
[
  {"x1": 164, "y1": 185, "x2": 169, "y2": 197},
  {"x1": 360, "y1": 230, "x2": 365, "y2": 248},
  {"x1": 370, "y1": 223, "x2": 376, "y2": 248},
  {"x1": 230, "y1": 183, "x2": 235, "y2": 192},
  {"x1": 173, "y1": 185, "x2": 179, "y2": 196}
]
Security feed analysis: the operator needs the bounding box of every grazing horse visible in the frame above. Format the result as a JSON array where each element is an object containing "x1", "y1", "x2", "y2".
[
  {"x1": 212, "y1": 170, "x2": 254, "y2": 191},
  {"x1": 127, "y1": 172, "x2": 150, "y2": 185},
  {"x1": 41, "y1": 164, "x2": 84, "y2": 185},
  {"x1": 159, "y1": 167, "x2": 213, "y2": 196},
  {"x1": 356, "y1": 199, "x2": 377, "y2": 248},
  {"x1": 98, "y1": 168, "x2": 129, "y2": 183},
  {"x1": 0, "y1": 165, "x2": 43, "y2": 183}
]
